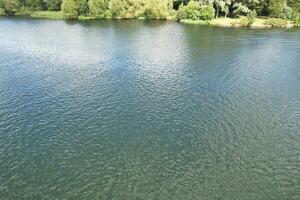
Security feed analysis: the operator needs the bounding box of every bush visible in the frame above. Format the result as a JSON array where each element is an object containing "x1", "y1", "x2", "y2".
[
  {"x1": 239, "y1": 16, "x2": 249, "y2": 27},
  {"x1": 293, "y1": 19, "x2": 300, "y2": 27},
  {"x1": 177, "y1": 3, "x2": 188, "y2": 20},
  {"x1": 264, "y1": 18, "x2": 289, "y2": 27},
  {"x1": 109, "y1": 0, "x2": 144, "y2": 19},
  {"x1": 199, "y1": 5, "x2": 214, "y2": 20},
  {"x1": 177, "y1": 1, "x2": 214, "y2": 21},
  {"x1": 247, "y1": 10, "x2": 257, "y2": 25},
  {"x1": 88, "y1": 0, "x2": 109, "y2": 18},
  {"x1": 61, "y1": 0, "x2": 78, "y2": 19},
  {"x1": 291, "y1": 11, "x2": 299, "y2": 20},
  {"x1": 144, "y1": 0, "x2": 173, "y2": 19}
]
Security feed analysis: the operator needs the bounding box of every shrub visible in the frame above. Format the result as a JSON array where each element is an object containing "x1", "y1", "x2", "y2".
[
  {"x1": 199, "y1": 5, "x2": 214, "y2": 20},
  {"x1": 291, "y1": 11, "x2": 299, "y2": 20},
  {"x1": 264, "y1": 18, "x2": 289, "y2": 27},
  {"x1": 88, "y1": 0, "x2": 109, "y2": 18},
  {"x1": 177, "y1": 3, "x2": 188, "y2": 20},
  {"x1": 109, "y1": 0, "x2": 144, "y2": 19},
  {"x1": 61, "y1": 0, "x2": 78, "y2": 19},
  {"x1": 144, "y1": 0, "x2": 173, "y2": 19},
  {"x1": 247, "y1": 10, "x2": 257, "y2": 25},
  {"x1": 239, "y1": 16, "x2": 249, "y2": 27},
  {"x1": 293, "y1": 19, "x2": 300, "y2": 27},
  {"x1": 177, "y1": 1, "x2": 214, "y2": 21}
]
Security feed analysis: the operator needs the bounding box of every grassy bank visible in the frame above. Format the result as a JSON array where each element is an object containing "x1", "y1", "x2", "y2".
[
  {"x1": 15, "y1": 10, "x2": 63, "y2": 19},
  {"x1": 180, "y1": 17, "x2": 295, "y2": 28}
]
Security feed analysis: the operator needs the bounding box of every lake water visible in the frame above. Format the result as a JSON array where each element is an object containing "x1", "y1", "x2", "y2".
[{"x1": 0, "y1": 18, "x2": 300, "y2": 199}]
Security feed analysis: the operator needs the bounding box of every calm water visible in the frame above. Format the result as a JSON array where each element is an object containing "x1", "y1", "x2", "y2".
[{"x1": 0, "y1": 18, "x2": 300, "y2": 199}]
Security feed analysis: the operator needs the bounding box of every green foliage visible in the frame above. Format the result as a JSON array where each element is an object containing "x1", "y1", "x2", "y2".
[
  {"x1": 61, "y1": 0, "x2": 78, "y2": 19},
  {"x1": 233, "y1": 2, "x2": 250, "y2": 16},
  {"x1": 293, "y1": 18, "x2": 300, "y2": 26},
  {"x1": 30, "y1": 10, "x2": 63, "y2": 18},
  {"x1": 239, "y1": 16, "x2": 249, "y2": 26},
  {"x1": 88, "y1": 0, "x2": 109, "y2": 18},
  {"x1": 77, "y1": 0, "x2": 88, "y2": 15},
  {"x1": 44, "y1": 0, "x2": 62, "y2": 11},
  {"x1": 214, "y1": 0, "x2": 231, "y2": 18},
  {"x1": 268, "y1": 0, "x2": 285, "y2": 17},
  {"x1": 0, "y1": 0, "x2": 299, "y2": 26},
  {"x1": 25, "y1": 0, "x2": 41, "y2": 9},
  {"x1": 247, "y1": 10, "x2": 257, "y2": 25},
  {"x1": 278, "y1": 5, "x2": 293, "y2": 19},
  {"x1": 0, "y1": 8, "x2": 5, "y2": 15},
  {"x1": 263, "y1": 17, "x2": 289, "y2": 26},
  {"x1": 109, "y1": 0, "x2": 144, "y2": 19},
  {"x1": 177, "y1": 1, "x2": 215, "y2": 20},
  {"x1": 3, "y1": 0, "x2": 20, "y2": 14},
  {"x1": 144, "y1": 0, "x2": 173, "y2": 19}
]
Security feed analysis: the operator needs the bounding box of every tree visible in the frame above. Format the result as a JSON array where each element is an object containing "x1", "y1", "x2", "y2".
[
  {"x1": 268, "y1": 0, "x2": 286, "y2": 17},
  {"x1": 78, "y1": 0, "x2": 88, "y2": 15},
  {"x1": 109, "y1": 0, "x2": 144, "y2": 19},
  {"x1": 0, "y1": 0, "x2": 5, "y2": 15},
  {"x1": 61, "y1": 0, "x2": 78, "y2": 19},
  {"x1": 144, "y1": 0, "x2": 173, "y2": 19},
  {"x1": 3, "y1": 0, "x2": 20, "y2": 14},
  {"x1": 43, "y1": 0, "x2": 62, "y2": 11},
  {"x1": 177, "y1": 1, "x2": 215, "y2": 20},
  {"x1": 25, "y1": 0, "x2": 41, "y2": 8},
  {"x1": 88, "y1": 0, "x2": 109, "y2": 18},
  {"x1": 233, "y1": 2, "x2": 250, "y2": 16}
]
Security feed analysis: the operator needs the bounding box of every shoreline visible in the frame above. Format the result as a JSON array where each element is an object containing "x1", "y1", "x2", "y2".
[{"x1": 1, "y1": 11, "x2": 297, "y2": 29}]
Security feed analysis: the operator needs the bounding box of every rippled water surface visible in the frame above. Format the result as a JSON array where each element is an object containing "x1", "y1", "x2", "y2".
[{"x1": 0, "y1": 18, "x2": 300, "y2": 199}]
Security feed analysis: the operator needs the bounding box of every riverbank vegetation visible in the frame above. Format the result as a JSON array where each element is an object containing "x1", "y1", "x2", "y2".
[{"x1": 0, "y1": 0, "x2": 299, "y2": 28}]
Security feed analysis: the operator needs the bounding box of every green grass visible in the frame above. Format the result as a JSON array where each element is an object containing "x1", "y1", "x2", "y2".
[
  {"x1": 211, "y1": 17, "x2": 239, "y2": 27},
  {"x1": 180, "y1": 19, "x2": 209, "y2": 25},
  {"x1": 263, "y1": 18, "x2": 293, "y2": 27},
  {"x1": 15, "y1": 10, "x2": 63, "y2": 19},
  {"x1": 30, "y1": 11, "x2": 63, "y2": 19},
  {"x1": 78, "y1": 16, "x2": 97, "y2": 20},
  {"x1": 210, "y1": 17, "x2": 294, "y2": 28}
]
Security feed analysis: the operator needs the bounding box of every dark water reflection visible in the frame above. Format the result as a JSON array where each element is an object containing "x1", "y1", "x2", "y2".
[{"x1": 0, "y1": 18, "x2": 300, "y2": 199}]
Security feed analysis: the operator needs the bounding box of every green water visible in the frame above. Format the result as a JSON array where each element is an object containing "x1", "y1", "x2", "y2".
[{"x1": 0, "y1": 18, "x2": 299, "y2": 199}]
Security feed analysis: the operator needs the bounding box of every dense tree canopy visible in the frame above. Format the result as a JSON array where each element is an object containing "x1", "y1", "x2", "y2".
[{"x1": 0, "y1": 0, "x2": 299, "y2": 20}]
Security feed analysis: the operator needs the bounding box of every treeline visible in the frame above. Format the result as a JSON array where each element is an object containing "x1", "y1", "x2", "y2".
[
  {"x1": 0, "y1": 0, "x2": 299, "y2": 20},
  {"x1": 177, "y1": 0, "x2": 300, "y2": 21}
]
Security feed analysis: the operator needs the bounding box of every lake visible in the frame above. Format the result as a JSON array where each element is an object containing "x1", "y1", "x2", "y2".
[{"x1": 0, "y1": 18, "x2": 299, "y2": 199}]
